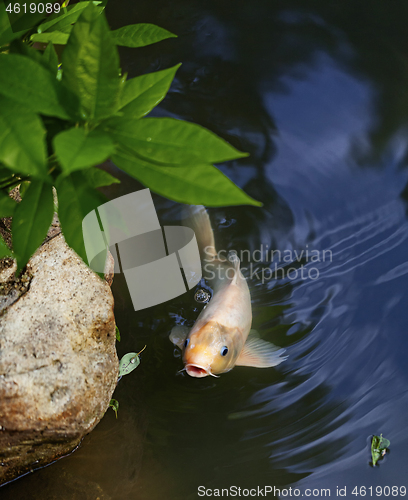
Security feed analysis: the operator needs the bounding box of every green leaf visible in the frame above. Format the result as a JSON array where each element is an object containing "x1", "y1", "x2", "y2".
[
  {"x1": 42, "y1": 42, "x2": 59, "y2": 75},
  {"x1": 83, "y1": 167, "x2": 120, "y2": 188},
  {"x1": 56, "y1": 170, "x2": 106, "y2": 265},
  {"x1": 0, "y1": 55, "x2": 72, "y2": 119},
  {"x1": 371, "y1": 434, "x2": 390, "y2": 466},
  {"x1": 19, "y1": 180, "x2": 30, "y2": 199},
  {"x1": 0, "y1": 1, "x2": 23, "y2": 47},
  {"x1": 105, "y1": 117, "x2": 249, "y2": 165},
  {"x1": 0, "y1": 165, "x2": 14, "y2": 181},
  {"x1": 380, "y1": 437, "x2": 390, "y2": 448},
  {"x1": 112, "y1": 150, "x2": 262, "y2": 206},
  {"x1": 0, "y1": 96, "x2": 47, "y2": 178},
  {"x1": 109, "y1": 398, "x2": 119, "y2": 418},
  {"x1": 9, "y1": 39, "x2": 43, "y2": 65},
  {"x1": 110, "y1": 24, "x2": 177, "y2": 48},
  {"x1": 0, "y1": 192, "x2": 17, "y2": 217},
  {"x1": 36, "y1": 1, "x2": 102, "y2": 33},
  {"x1": 115, "y1": 325, "x2": 120, "y2": 342},
  {"x1": 13, "y1": 180, "x2": 54, "y2": 273},
  {"x1": 119, "y1": 352, "x2": 140, "y2": 376},
  {"x1": 118, "y1": 64, "x2": 180, "y2": 119},
  {"x1": 31, "y1": 31, "x2": 70, "y2": 45},
  {"x1": 0, "y1": 234, "x2": 13, "y2": 259},
  {"x1": 0, "y1": 167, "x2": 17, "y2": 191},
  {"x1": 54, "y1": 128, "x2": 115, "y2": 174},
  {"x1": 62, "y1": 4, "x2": 121, "y2": 121},
  {"x1": 0, "y1": 2, "x2": 32, "y2": 48},
  {"x1": 9, "y1": 39, "x2": 60, "y2": 77}
]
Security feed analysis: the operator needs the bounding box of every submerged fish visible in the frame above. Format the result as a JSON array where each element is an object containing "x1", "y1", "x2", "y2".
[{"x1": 170, "y1": 206, "x2": 286, "y2": 378}]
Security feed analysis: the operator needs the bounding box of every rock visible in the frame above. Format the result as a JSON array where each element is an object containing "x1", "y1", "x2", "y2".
[
  {"x1": 103, "y1": 251, "x2": 115, "y2": 287},
  {"x1": 0, "y1": 234, "x2": 118, "y2": 485}
]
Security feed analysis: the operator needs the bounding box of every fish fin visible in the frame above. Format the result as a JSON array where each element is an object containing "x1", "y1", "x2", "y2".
[
  {"x1": 183, "y1": 205, "x2": 216, "y2": 261},
  {"x1": 249, "y1": 329, "x2": 260, "y2": 337},
  {"x1": 236, "y1": 332, "x2": 287, "y2": 368},
  {"x1": 169, "y1": 325, "x2": 190, "y2": 350}
]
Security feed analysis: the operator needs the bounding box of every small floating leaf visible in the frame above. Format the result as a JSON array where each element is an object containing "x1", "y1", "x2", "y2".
[
  {"x1": 115, "y1": 326, "x2": 121, "y2": 342},
  {"x1": 371, "y1": 434, "x2": 390, "y2": 466},
  {"x1": 380, "y1": 437, "x2": 390, "y2": 448},
  {"x1": 119, "y1": 352, "x2": 139, "y2": 375},
  {"x1": 109, "y1": 398, "x2": 119, "y2": 418},
  {"x1": 118, "y1": 346, "x2": 146, "y2": 376}
]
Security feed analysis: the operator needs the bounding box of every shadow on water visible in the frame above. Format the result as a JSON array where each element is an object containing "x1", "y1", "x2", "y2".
[{"x1": 3, "y1": 1, "x2": 408, "y2": 498}]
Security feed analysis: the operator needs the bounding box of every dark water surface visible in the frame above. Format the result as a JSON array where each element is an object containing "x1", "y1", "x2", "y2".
[{"x1": 3, "y1": 1, "x2": 408, "y2": 498}]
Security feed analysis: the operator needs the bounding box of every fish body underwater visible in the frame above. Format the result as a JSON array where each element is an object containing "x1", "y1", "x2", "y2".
[{"x1": 170, "y1": 206, "x2": 286, "y2": 378}]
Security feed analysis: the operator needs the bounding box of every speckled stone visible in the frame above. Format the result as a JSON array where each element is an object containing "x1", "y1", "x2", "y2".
[{"x1": 0, "y1": 234, "x2": 118, "y2": 485}]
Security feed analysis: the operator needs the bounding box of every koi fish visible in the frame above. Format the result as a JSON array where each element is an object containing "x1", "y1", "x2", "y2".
[{"x1": 170, "y1": 206, "x2": 286, "y2": 378}]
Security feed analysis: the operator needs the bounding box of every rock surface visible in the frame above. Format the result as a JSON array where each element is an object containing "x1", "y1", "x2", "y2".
[{"x1": 0, "y1": 234, "x2": 118, "y2": 485}]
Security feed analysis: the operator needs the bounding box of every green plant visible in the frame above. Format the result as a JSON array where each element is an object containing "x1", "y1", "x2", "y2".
[
  {"x1": 109, "y1": 343, "x2": 146, "y2": 418},
  {"x1": 109, "y1": 398, "x2": 119, "y2": 418},
  {"x1": 371, "y1": 434, "x2": 390, "y2": 466},
  {"x1": 115, "y1": 325, "x2": 121, "y2": 342},
  {"x1": 118, "y1": 345, "x2": 146, "y2": 376},
  {"x1": 0, "y1": 1, "x2": 260, "y2": 274}
]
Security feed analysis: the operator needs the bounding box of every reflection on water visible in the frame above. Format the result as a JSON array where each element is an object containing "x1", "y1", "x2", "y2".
[{"x1": 3, "y1": 1, "x2": 408, "y2": 498}]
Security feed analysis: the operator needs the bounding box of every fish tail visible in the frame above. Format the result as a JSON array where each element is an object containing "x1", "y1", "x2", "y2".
[{"x1": 184, "y1": 205, "x2": 217, "y2": 262}]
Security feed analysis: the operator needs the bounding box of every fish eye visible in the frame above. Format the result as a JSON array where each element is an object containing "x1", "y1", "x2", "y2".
[
  {"x1": 184, "y1": 339, "x2": 190, "y2": 348},
  {"x1": 221, "y1": 346, "x2": 228, "y2": 356}
]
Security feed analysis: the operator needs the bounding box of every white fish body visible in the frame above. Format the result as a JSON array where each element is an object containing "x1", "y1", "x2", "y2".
[{"x1": 170, "y1": 206, "x2": 286, "y2": 377}]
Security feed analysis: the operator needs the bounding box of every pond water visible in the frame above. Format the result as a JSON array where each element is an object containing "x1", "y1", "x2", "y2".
[{"x1": 3, "y1": 1, "x2": 408, "y2": 498}]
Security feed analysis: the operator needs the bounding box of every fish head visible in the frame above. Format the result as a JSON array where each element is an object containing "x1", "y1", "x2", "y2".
[{"x1": 183, "y1": 322, "x2": 243, "y2": 378}]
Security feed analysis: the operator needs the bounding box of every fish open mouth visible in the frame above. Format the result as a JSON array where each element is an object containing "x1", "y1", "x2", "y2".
[{"x1": 185, "y1": 364, "x2": 210, "y2": 378}]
